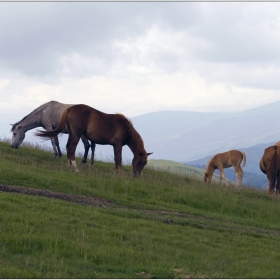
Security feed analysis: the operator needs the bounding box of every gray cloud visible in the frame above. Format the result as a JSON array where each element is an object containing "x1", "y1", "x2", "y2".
[
  {"x1": 1, "y1": 1, "x2": 280, "y2": 91},
  {"x1": 187, "y1": 3, "x2": 280, "y2": 63},
  {"x1": 0, "y1": 2, "x2": 163, "y2": 77}
]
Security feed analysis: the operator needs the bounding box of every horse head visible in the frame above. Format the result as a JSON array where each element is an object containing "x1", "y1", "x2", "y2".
[
  {"x1": 204, "y1": 172, "x2": 212, "y2": 184},
  {"x1": 10, "y1": 124, "x2": 25, "y2": 148},
  {"x1": 132, "y1": 152, "x2": 153, "y2": 177},
  {"x1": 204, "y1": 172, "x2": 208, "y2": 182}
]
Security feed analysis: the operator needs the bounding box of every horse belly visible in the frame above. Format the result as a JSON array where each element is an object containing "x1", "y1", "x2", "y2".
[{"x1": 84, "y1": 126, "x2": 116, "y2": 145}]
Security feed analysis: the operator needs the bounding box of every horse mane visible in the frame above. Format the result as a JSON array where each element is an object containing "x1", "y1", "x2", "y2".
[
  {"x1": 115, "y1": 113, "x2": 128, "y2": 119},
  {"x1": 205, "y1": 155, "x2": 214, "y2": 173},
  {"x1": 10, "y1": 101, "x2": 51, "y2": 132},
  {"x1": 115, "y1": 113, "x2": 145, "y2": 152}
]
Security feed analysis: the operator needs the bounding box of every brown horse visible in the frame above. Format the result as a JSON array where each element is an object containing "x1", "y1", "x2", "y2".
[
  {"x1": 204, "y1": 150, "x2": 246, "y2": 188},
  {"x1": 35, "y1": 104, "x2": 152, "y2": 176},
  {"x1": 259, "y1": 142, "x2": 280, "y2": 194}
]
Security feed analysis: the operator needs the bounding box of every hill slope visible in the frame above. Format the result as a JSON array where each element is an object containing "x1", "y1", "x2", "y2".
[
  {"x1": 187, "y1": 141, "x2": 275, "y2": 174},
  {"x1": 148, "y1": 159, "x2": 268, "y2": 188},
  {"x1": 185, "y1": 142, "x2": 272, "y2": 188},
  {"x1": 1, "y1": 141, "x2": 280, "y2": 278}
]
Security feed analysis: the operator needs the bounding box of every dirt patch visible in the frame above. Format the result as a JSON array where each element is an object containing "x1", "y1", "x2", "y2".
[
  {"x1": 0, "y1": 184, "x2": 116, "y2": 208},
  {"x1": 1, "y1": 183, "x2": 280, "y2": 237},
  {"x1": 0, "y1": 184, "x2": 208, "y2": 221}
]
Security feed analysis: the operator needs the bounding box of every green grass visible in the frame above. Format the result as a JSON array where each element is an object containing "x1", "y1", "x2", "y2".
[
  {"x1": 147, "y1": 159, "x2": 205, "y2": 178},
  {"x1": 1, "y1": 140, "x2": 280, "y2": 278},
  {"x1": 147, "y1": 159, "x2": 224, "y2": 183}
]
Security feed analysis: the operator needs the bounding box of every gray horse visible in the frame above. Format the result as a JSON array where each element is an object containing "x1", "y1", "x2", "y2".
[{"x1": 11, "y1": 100, "x2": 95, "y2": 165}]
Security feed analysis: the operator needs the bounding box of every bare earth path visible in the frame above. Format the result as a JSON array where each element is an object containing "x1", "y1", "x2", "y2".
[
  {"x1": 0, "y1": 184, "x2": 115, "y2": 208},
  {"x1": 1, "y1": 183, "x2": 280, "y2": 237},
  {"x1": 0, "y1": 183, "x2": 206, "y2": 220}
]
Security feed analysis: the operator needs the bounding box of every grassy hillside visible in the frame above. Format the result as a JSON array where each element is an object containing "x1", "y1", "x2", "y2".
[
  {"x1": 1, "y1": 141, "x2": 280, "y2": 278},
  {"x1": 148, "y1": 159, "x2": 267, "y2": 188},
  {"x1": 147, "y1": 159, "x2": 222, "y2": 184},
  {"x1": 147, "y1": 159, "x2": 205, "y2": 178},
  {"x1": 186, "y1": 141, "x2": 275, "y2": 175}
]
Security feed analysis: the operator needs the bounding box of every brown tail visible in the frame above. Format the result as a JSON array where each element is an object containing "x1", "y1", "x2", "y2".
[
  {"x1": 35, "y1": 108, "x2": 70, "y2": 140},
  {"x1": 241, "y1": 152, "x2": 246, "y2": 168},
  {"x1": 259, "y1": 155, "x2": 266, "y2": 174},
  {"x1": 270, "y1": 146, "x2": 278, "y2": 188}
]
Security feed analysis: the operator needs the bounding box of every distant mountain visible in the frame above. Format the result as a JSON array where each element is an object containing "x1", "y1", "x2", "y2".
[{"x1": 132, "y1": 101, "x2": 280, "y2": 162}]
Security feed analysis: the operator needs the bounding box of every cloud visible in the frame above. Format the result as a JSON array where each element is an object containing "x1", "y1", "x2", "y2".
[
  {"x1": 0, "y1": 2, "x2": 162, "y2": 78},
  {"x1": 1, "y1": 1, "x2": 280, "y2": 118},
  {"x1": 2, "y1": 71, "x2": 279, "y2": 118},
  {"x1": 1, "y1": 2, "x2": 280, "y2": 76},
  {"x1": 0, "y1": 79, "x2": 10, "y2": 91}
]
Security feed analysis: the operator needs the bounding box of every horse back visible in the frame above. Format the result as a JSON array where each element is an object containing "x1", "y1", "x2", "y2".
[
  {"x1": 212, "y1": 150, "x2": 243, "y2": 168},
  {"x1": 40, "y1": 101, "x2": 73, "y2": 130},
  {"x1": 66, "y1": 104, "x2": 129, "y2": 144}
]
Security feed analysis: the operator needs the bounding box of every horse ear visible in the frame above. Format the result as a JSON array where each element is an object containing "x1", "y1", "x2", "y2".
[{"x1": 147, "y1": 152, "x2": 153, "y2": 156}]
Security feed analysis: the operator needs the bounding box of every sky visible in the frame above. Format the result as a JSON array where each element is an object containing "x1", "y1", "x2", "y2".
[{"x1": 1, "y1": 1, "x2": 280, "y2": 123}]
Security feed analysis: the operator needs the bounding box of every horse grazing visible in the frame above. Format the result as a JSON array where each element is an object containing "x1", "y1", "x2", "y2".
[
  {"x1": 204, "y1": 149, "x2": 246, "y2": 188},
  {"x1": 11, "y1": 101, "x2": 94, "y2": 165},
  {"x1": 259, "y1": 142, "x2": 280, "y2": 194},
  {"x1": 35, "y1": 104, "x2": 152, "y2": 177}
]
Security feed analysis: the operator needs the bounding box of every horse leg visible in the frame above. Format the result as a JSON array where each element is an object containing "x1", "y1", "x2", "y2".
[
  {"x1": 269, "y1": 179, "x2": 275, "y2": 194},
  {"x1": 267, "y1": 172, "x2": 276, "y2": 194},
  {"x1": 234, "y1": 166, "x2": 244, "y2": 189},
  {"x1": 50, "y1": 138, "x2": 58, "y2": 158},
  {"x1": 218, "y1": 167, "x2": 229, "y2": 186},
  {"x1": 47, "y1": 124, "x2": 62, "y2": 158},
  {"x1": 54, "y1": 136, "x2": 62, "y2": 157},
  {"x1": 66, "y1": 133, "x2": 80, "y2": 172},
  {"x1": 80, "y1": 135, "x2": 91, "y2": 164},
  {"x1": 113, "y1": 144, "x2": 123, "y2": 174},
  {"x1": 276, "y1": 172, "x2": 280, "y2": 194},
  {"x1": 90, "y1": 141, "x2": 96, "y2": 168}
]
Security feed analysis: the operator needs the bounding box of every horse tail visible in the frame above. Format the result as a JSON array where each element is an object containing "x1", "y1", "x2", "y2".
[
  {"x1": 259, "y1": 155, "x2": 266, "y2": 174},
  {"x1": 270, "y1": 146, "x2": 278, "y2": 187},
  {"x1": 35, "y1": 108, "x2": 70, "y2": 139},
  {"x1": 241, "y1": 152, "x2": 246, "y2": 168}
]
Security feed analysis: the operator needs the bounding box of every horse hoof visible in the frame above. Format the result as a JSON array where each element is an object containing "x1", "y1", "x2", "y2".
[
  {"x1": 70, "y1": 167, "x2": 79, "y2": 172},
  {"x1": 67, "y1": 166, "x2": 79, "y2": 172}
]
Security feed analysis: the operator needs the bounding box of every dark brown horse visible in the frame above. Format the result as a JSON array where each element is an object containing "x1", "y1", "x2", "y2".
[
  {"x1": 35, "y1": 104, "x2": 152, "y2": 176},
  {"x1": 259, "y1": 142, "x2": 280, "y2": 194}
]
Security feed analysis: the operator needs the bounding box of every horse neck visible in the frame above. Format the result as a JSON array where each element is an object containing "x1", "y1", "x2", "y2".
[
  {"x1": 206, "y1": 160, "x2": 215, "y2": 176},
  {"x1": 126, "y1": 127, "x2": 146, "y2": 156},
  {"x1": 17, "y1": 109, "x2": 42, "y2": 132}
]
